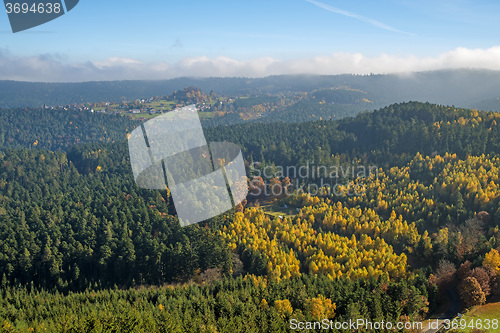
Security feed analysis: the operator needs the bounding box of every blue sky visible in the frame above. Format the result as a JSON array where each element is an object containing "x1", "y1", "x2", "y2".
[{"x1": 1, "y1": 0, "x2": 500, "y2": 81}]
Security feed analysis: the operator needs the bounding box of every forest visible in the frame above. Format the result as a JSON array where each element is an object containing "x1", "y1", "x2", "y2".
[{"x1": 0, "y1": 101, "x2": 499, "y2": 331}]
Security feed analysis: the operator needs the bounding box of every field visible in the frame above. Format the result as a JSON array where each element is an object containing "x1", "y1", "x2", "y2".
[
  {"x1": 127, "y1": 112, "x2": 158, "y2": 120},
  {"x1": 146, "y1": 100, "x2": 176, "y2": 110},
  {"x1": 458, "y1": 301, "x2": 500, "y2": 333},
  {"x1": 259, "y1": 200, "x2": 299, "y2": 218}
]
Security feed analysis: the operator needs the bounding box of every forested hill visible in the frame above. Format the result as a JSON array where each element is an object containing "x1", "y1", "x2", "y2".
[
  {"x1": 0, "y1": 102, "x2": 499, "y2": 159},
  {"x1": 0, "y1": 107, "x2": 138, "y2": 151},
  {"x1": 337, "y1": 102, "x2": 500, "y2": 156},
  {"x1": 2, "y1": 69, "x2": 500, "y2": 111},
  {"x1": 1, "y1": 101, "x2": 498, "y2": 292},
  {"x1": 1, "y1": 101, "x2": 500, "y2": 330},
  {"x1": 205, "y1": 102, "x2": 500, "y2": 163}
]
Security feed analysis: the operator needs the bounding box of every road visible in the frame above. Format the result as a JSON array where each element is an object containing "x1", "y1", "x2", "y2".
[{"x1": 422, "y1": 287, "x2": 461, "y2": 333}]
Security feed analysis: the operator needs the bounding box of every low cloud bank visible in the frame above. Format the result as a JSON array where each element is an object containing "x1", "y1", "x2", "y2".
[{"x1": 2, "y1": 46, "x2": 500, "y2": 82}]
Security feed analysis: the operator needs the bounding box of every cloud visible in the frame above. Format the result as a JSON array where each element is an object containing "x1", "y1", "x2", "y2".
[
  {"x1": 305, "y1": 0, "x2": 415, "y2": 35},
  {"x1": 2, "y1": 47, "x2": 500, "y2": 82}
]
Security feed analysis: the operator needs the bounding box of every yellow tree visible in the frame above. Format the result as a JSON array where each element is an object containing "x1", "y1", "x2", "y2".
[
  {"x1": 305, "y1": 295, "x2": 336, "y2": 320},
  {"x1": 274, "y1": 299, "x2": 293, "y2": 318},
  {"x1": 483, "y1": 249, "x2": 500, "y2": 275}
]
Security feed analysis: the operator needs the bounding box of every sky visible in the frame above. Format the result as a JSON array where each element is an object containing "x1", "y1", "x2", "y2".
[{"x1": 1, "y1": 0, "x2": 500, "y2": 82}]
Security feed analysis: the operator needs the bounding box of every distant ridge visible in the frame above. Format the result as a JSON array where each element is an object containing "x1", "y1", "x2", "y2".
[{"x1": 1, "y1": 69, "x2": 500, "y2": 111}]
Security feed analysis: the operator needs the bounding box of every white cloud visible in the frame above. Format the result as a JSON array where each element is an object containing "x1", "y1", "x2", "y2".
[
  {"x1": 2, "y1": 47, "x2": 500, "y2": 82},
  {"x1": 94, "y1": 57, "x2": 143, "y2": 67}
]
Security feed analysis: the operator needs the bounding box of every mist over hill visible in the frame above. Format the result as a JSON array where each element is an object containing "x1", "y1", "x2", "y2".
[{"x1": 1, "y1": 69, "x2": 500, "y2": 113}]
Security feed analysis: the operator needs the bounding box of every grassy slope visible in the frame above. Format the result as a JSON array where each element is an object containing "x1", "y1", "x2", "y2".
[{"x1": 458, "y1": 301, "x2": 500, "y2": 332}]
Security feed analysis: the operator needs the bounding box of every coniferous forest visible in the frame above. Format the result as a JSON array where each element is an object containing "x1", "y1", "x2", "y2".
[{"x1": 0, "y1": 100, "x2": 499, "y2": 332}]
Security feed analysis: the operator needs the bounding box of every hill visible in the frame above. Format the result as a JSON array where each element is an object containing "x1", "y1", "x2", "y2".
[
  {"x1": 2, "y1": 69, "x2": 500, "y2": 116},
  {"x1": 0, "y1": 101, "x2": 499, "y2": 331}
]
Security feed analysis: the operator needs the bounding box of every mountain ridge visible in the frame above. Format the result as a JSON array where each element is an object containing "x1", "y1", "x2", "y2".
[{"x1": 2, "y1": 69, "x2": 500, "y2": 112}]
